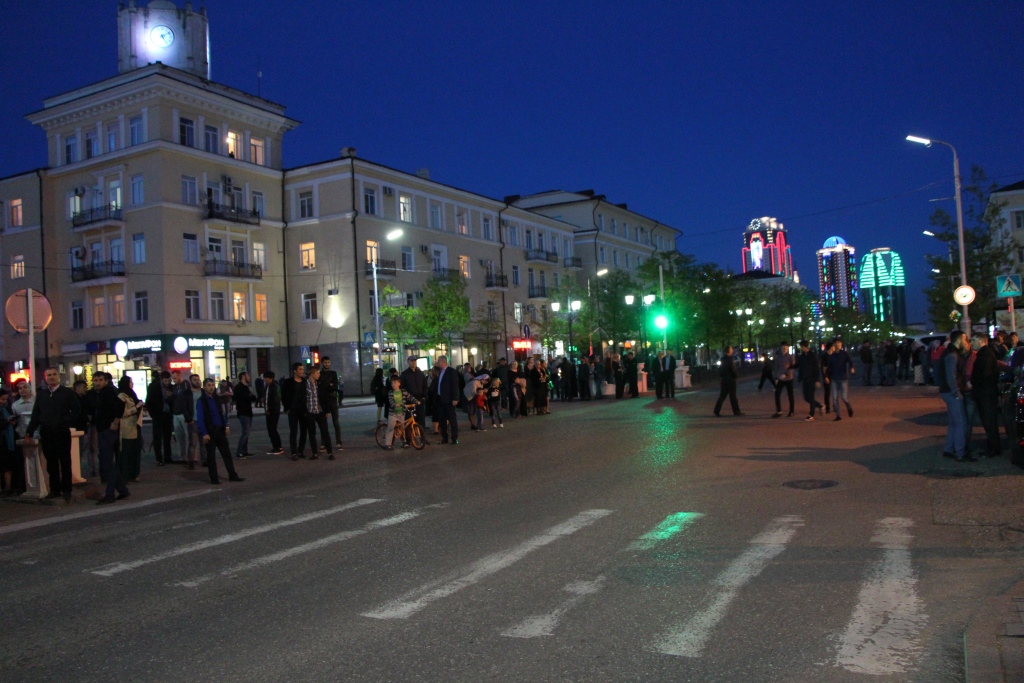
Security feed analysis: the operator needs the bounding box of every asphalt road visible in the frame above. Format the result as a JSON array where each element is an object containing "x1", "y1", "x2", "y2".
[{"x1": 2, "y1": 381, "x2": 1023, "y2": 682}]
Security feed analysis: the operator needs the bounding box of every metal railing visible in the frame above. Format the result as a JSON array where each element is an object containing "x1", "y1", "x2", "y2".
[
  {"x1": 204, "y1": 259, "x2": 263, "y2": 279},
  {"x1": 485, "y1": 273, "x2": 508, "y2": 288},
  {"x1": 365, "y1": 259, "x2": 397, "y2": 277},
  {"x1": 528, "y1": 285, "x2": 549, "y2": 298},
  {"x1": 432, "y1": 267, "x2": 463, "y2": 281},
  {"x1": 71, "y1": 260, "x2": 125, "y2": 282},
  {"x1": 525, "y1": 249, "x2": 559, "y2": 263},
  {"x1": 72, "y1": 204, "x2": 123, "y2": 227},
  {"x1": 564, "y1": 256, "x2": 582, "y2": 268},
  {"x1": 207, "y1": 202, "x2": 261, "y2": 226}
]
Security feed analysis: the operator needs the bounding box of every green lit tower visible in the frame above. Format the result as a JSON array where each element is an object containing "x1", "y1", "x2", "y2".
[{"x1": 859, "y1": 248, "x2": 907, "y2": 326}]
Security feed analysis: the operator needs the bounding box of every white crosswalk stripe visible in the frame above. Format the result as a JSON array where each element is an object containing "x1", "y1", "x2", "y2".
[
  {"x1": 502, "y1": 576, "x2": 607, "y2": 638},
  {"x1": 834, "y1": 517, "x2": 926, "y2": 675}
]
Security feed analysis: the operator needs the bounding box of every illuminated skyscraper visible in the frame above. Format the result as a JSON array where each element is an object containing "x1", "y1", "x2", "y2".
[
  {"x1": 817, "y1": 236, "x2": 858, "y2": 309},
  {"x1": 741, "y1": 217, "x2": 794, "y2": 279},
  {"x1": 859, "y1": 248, "x2": 907, "y2": 326}
]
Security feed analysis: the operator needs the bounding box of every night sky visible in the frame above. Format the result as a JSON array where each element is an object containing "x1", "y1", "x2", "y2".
[{"x1": 3, "y1": 1, "x2": 1023, "y2": 323}]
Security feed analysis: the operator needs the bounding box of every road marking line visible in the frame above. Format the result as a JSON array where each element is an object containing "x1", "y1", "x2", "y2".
[
  {"x1": 625, "y1": 512, "x2": 704, "y2": 552},
  {"x1": 651, "y1": 515, "x2": 804, "y2": 658},
  {"x1": 502, "y1": 576, "x2": 607, "y2": 638},
  {"x1": 835, "y1": 517, "x2": 926, "y2": 675},
  {"x1": 89, "y1": 497, "x2": 381, "y2": 577},
  {"x1": 177, "y1": 507, "x2": 432, "y2": 588},
  {"x1": 362, "y1": 509, "x2": 614, "y2": 620},
  {"x1": 0, "y1": 489, "x2": 218, "y2": 537}
]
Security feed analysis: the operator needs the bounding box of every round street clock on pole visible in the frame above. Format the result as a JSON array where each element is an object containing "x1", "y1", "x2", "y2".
[{"x1": 953, "y1": 285, "x2": 976, "y2": 306}]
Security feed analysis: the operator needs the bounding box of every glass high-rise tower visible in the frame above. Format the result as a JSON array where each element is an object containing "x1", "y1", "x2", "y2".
[{"x1": 817, "y1": 236, "x2": 858, "y2": 309}]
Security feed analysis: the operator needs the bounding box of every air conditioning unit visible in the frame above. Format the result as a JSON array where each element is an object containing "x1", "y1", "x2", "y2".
[
  {"x1": 70, "y1": 246, "x2": 86, "y2": 259},
  {"x1": 222, "y1": 175, "x2": 233, "y2": 188},
  {"x1": 383, "y1": 186, "x2": 394, "y2": 196},
  {"x1": 74, "y1": 186, "x2": 87, "y2": 197},
  {"x1": 420, "y1": 245, "x2": 429, "y2": 254}
]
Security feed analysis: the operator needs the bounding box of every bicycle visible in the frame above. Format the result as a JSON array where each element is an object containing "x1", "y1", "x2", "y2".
[{"x1": 374, "y1": 404, "x2": 425, "y2": 450}]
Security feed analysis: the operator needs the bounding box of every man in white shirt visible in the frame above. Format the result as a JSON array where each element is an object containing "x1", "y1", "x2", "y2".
[{"x1": 11, "y1": 381, "x2": 35, "y2": 436}]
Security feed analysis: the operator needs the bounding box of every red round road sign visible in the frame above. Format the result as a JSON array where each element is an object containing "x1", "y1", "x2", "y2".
[{"x1": 5, "y1": 289, "x2": 52, "y2": 334}]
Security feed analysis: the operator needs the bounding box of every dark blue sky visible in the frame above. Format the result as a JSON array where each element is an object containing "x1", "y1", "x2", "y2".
[{"x1": 3, "y1": 1, "x2": 1023, "y2": 323}]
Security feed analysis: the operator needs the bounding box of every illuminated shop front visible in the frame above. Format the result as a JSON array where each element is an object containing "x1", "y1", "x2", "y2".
[{"x1": 101, "y1": 334, "x2": 231, "y2": 385}]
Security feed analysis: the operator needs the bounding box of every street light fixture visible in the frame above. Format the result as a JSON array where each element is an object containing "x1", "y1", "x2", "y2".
[
  {"x1": 596, "y1": 268, "x2": 609, "y2": 277},
  {"x1": 922, "y1": 230, "x2": 935, "y2": 237},
  {"x1": 907, "y1": 134, "x2": 970, "y2": 332}
]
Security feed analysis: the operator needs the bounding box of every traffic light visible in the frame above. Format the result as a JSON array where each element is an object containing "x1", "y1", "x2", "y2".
[
  {"x1": 654, "y1": 314, "x2": 669, "y2": 330},
  {"x1": 311, "y1": 346, "x2": 320, "y2": 365}
]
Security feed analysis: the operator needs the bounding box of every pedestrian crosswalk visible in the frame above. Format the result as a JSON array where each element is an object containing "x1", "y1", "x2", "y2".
[{"x1": 72, "y1": 496, "x2": 929, "y2": 675}]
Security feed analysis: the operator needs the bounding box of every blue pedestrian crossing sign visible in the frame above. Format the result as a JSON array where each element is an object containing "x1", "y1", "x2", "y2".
[
  {"x1": 300, "y1": 345, "x2": 312, "y2": 360},
  {"x1": 997, "y1": 274, "x2": 1022, "y2": 298}
]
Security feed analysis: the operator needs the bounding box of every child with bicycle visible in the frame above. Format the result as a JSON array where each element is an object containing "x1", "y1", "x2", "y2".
[{"x1": 385, "y1": 376, "x2": 419, "y2": 449}]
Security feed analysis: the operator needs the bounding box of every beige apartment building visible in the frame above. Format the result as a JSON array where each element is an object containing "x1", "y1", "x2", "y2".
[{"x1": 0, "y1": 0, "x2": 681, "y2": 395}]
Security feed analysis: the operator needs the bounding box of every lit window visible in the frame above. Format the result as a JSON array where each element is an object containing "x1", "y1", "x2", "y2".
[
  {"x1": 92, "y1": 297, "x2": 106, "y2": 327},
  {"x1": 10, "y1": 199, "x2": 22, "y2": 227},
  {"x1": 179, "y1": 117, "x2": 195, "y2": 147},
  {"x1": 131, "y1": 175, "x2": 144, "y2": 206},
  {"x1": 226, "y1": 131, "x2": 241, "y2": 158},
  {"x1": 366, "y1": 240, "x2": 379, "y2": 264},
  {"x1": 134, "y1": 291, "x2": 148, "y2": 322},
  {"x1": 129, "y1": 116, "x2": 143, "y2": 146},
  {"x1": 250, "y1": 137, "x2": 265, "y2": 165},
  {"x1": 399, "y1": 194, "x2": 413, "y2": 223},
  {"x1": 298, "y1": 191, "x2": 313, "y2": 219},
  {"x1": 185, "y1": 290, "x2": 201, "y2": 319},
  {"x1": 68, "y1": 194, "x2": 81, "y2": 219},
  {"x1": 364, "y1": 188, "x2": 377, "y2": 215},
  {"x1": 233, "y1": 292, "x2": 247, "y2": 320},
  {"x1": 302, "y1": 293, "x2": 318, "y2": 321},
  {"x1": 10, "y1": 255, "x2": 25, "y2": 279},
  {"x1": 255, "y1": 293, "x2": 268, "y2": 322},
  {"x1": 108, "y1": 180, "x2": 122, "y2": 210},
  {"x1": 459, "y1": 255, "x2": 470, "y2": 278},
  {"x1": 133, "y1": 233, "x2": 145, "y2": 264},
  {"x1": 300, "y1": 242, "x2": 316, "y2": 270},
  {"x1": 210, "y1": 292, "x2": 226, "y2": 321},
  {"x1": 111, "y1": 294, "x2": 125, "y2": 325},
  {"x1": 181, "y1": 176, "x2": 198, "y2": 205},
  {"x1": 252, "y1": 242, "x2": 266, "y2": 270},
  {"x1": 457, "y1": 212, "x2": 467, "y2": 235},
  {"x1": 514, "y1": 303, "x2": 523, "y2": 323},
  {"x1": 205, "y1": 125, "x2": 219, "y2": 154}
]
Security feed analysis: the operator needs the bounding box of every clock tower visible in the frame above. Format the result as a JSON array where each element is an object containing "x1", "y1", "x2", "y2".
[{"x1": 117, "y1": 0, "x2": 211, "y2": 79}]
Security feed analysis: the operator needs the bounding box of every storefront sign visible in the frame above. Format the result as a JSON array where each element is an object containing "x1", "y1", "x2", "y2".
[
  {"x1": 110, "y1": 334, "x2": 229, "y2": 358},
  {"x1": 167, "y1": 360, "x2": 193, "y2": 370},
  {"x1": 512, "y1": 339, "x2": 532, "y2": 350},
  {"x1": 184, "y1": 336, "x2": 226, "y2": 351}
]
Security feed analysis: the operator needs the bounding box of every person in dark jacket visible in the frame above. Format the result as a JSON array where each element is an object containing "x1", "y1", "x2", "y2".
[
  {"x1": 435, "y1": 356, "x2": 460, "y2": 444},
  {"x1": 795, "y1": 340, "x2": 823, "y2": 420},
  {"x1": 195, "y1": 377, "x2": 245, "y2": 484},
  {"x1": 713, "y1": 347, "x2": 742, "y2": 416},
  {"x1": 89, "y1": 372, "x2": 129, "y2": 504},
  {"x1": 262, "y1": 371, "x2": 283, "y2": 454},
  {"x1": 319, "y1": 357, "x2": 343, "y2": 447},
  {"x1": 969, "y1": 333, "x2": 1002, "y2": 457},
  {"x1": 370, "y1": 367, "x2": 386, "y2": 424},
  {"x1": 25, "y1": 368, "x2": 82, "y2": 502},
  {"x1": 233, "y1": 372, "x2": 254, "y2": 459},
  {"x1": 577, "y1": 359, "x2": 591, "y2": 401},
  {"x1": 146, "y1": 371, "x2": 173, "y2": 465},
  {"x1": 400, "y1": 356, "x2": 429, "y2": 444},
  {"x1": 305, "y1": 364, "x2": 337, "y2": 458},
  {"x1": 281, "y1": 363, "x2": 308, "y2": 458},
  {"x1": 625, "y1": 352, "x2": 639, "y2": 398}
]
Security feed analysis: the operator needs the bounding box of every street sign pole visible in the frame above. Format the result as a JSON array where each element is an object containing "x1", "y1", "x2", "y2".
[{"x1": 1011, "y1": 297, "x2": 1017, "y2": 334}]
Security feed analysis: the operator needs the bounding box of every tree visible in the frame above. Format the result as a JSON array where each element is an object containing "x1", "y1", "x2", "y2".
[
  {"x1": 924, "y1": 165, "x2": 1009, "y2": 329},
  {"x1": 594, "y1": 269, "x2": 639, "y2": 349},
  {"x1": 416, "y1": 275, "x2": 471, "y2": 356}
]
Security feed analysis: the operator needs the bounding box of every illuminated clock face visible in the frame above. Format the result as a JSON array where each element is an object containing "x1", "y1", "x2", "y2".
[{"x1": 150, "y1": 25, "x2": 175, "y2": 48}]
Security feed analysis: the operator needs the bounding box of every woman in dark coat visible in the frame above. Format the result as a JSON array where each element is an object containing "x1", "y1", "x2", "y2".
[
  {"x1": 522, "y1": 359, "x2": 536, "y2": 416},
  {"x1": 370, "y1": 367, "x2": 385, "y2": 423}
]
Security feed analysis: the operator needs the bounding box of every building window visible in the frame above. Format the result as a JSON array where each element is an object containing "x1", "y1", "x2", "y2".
[
  {"x1": 255, "y1": 293, "x2": 268, "y2": 322},
  {"x1": 482, "y1": 217, "x2": 493, "y2": 241},
  {"x1": 233, "y1": 292, "x2": 247, "y2": 320},
  {"x1": 399, "y1": 194, "x2": 414, "y2": 223},
  {"x1": 108, "y1": 180, "x2": 122, "y2": 210},
  {"x1": 181, "y1": 176, "x2": 198, "y2": 205},
  {"x1": 179, "y1": 117, "x2": 195, "y2": 147},
  {"x1": 634, "y1": 226, "x2": 640, "y2": 242},
  {"x1": 612, "y1": 250, "x2": 619, "y2": 267},
  {"x1": 525, "y1": 230, "x2": 533, "y2": 249},
  {"x1": 551, "y1": 237, "x2": 558, "y2": 256},
  {"x1": 487, "y1": 301, "x2": 498, "y2": 322},
  {"x1": 71, "y1": 301, "x2": 84, "y2": 330},
  {"x1": 252, "y1": 242, "x2": 266, "y2": 270},
  {"x1": 10, "y1": 198, "x2": 22, "y2": 227},
  {"x1": 85, "y1": 131, "x2": 98, "y2": 159},
  {"x1": 207, "y1": 237, "x2": 223, "y2": 261},
  {"x1": 131, "y1": 174, "x2": 144, "y2": 206},
  {"x1": 183, "y1": 233, "x2": 199, "y2": 263},
  {"x1": 1014, "y1": 211, "x2": 1024, "y2": 231},
  {"x1": 129, "y1": 116, "x2": 143, "y2": 146},
  {"x1": 597, "y1": 214, "x2": 604, "y2": 231},
  {"x1": 185, "y1": 290, "x2": 201, "y2": 319},
  {"x1": 429, "y1": 204, "x2": 441, "y2": 229},
  {"x1": 210, "y1": 292, "x2": 226, "y2": 321},
  {"x1": 508, "y1": 226, "x2": 519, "y2": 246},
  {"x1": 106, "y1": 125, "x2": 118, "y2": 153},
  {"x1": 401, "y1": 246, "x2": 414, "y2": 271},
  {"x1": 111, "y1": 294, "x2": 125, "y2": 325},
  {"x1": 538, "y1": 233, "x2": 545, "y2": 252},
  {"x1": 90, "y1": 241, "x2": 103, "y2": 264},
  {"x1": 229, "y1": 240, "x2": 244, "y2": 265},
  {"x1": 302, "y1": 293, "x2": 318, "y2": 321},
  {"x1": 624, "y1": 253, "x2": 631, "y2": 269},
  {"x1": 109, "y1": 238, "x2": 124, "y2": 264},
  {"x1": 204, "y1": 125, "x2": 219, "y2": 154},
  {"x1": 68, "y1": 194, "x2": 81, "y2": 219},
  {"x1": 511, "y1": 265, "x2": 521, "y2": 286},
  {"x1": 133, "y1": 233, "x2": 145, "y2": 264},
  {"x1": 251, "y1": 191, "x2": 265, "y2": 217},
  {"x1": 134, "y1": 291, "x2": 148, "y2": 322},
  {"x1": 456, "y1": 212, "x2": 467, "y2": 235},
  {"x1": 300, "y1": 242, "x2": 315, "y2": 270},
  {"x1": 459, "y1": 255, "x2": 470, "y2": 278},
  {"x1": 553, "y1": 272, "x2": 560, "y2": 288},
  {"x1": 10, "y1": 255, "x2": 25, "y2": 279},
  {"x1": 514, "y1": 302, "x2": 523, "y2": 323},
  {"x1": 206, "y1": 181, "x2": 221, "y2": 205},
  {"x1": 65, "y1": 136, "x2": 77, "y2": 165},
  {"x1": 298, "y1": 191, "x2": 314, "y2": 219},
  {"x1": 364, "y1": 188, "x2": 377, "y2": 215},
  {"x1": 366, "y1": 240, "x2": 379, "y2": 263},
  {"x1": 250, "y1": 137, "x2": 265, "y2": 165},
  {"x1": 599, "y1": 246, "x2": 606, "y2": 264},
  {"x1": 226, "y1": 131, "x2": 241, "y2": 158},
  {"x1": 564, "y1": 237, "x2": 571, "y2": 257},
  {"x1": 92, "y1": 297, "x2": 106, "y2": 327}
]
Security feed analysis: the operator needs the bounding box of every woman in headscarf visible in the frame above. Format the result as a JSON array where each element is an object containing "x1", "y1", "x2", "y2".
[
  {"x1": 117, "y1": 375, "x2": 145, "y2": 483},
  {"x1": 0, "y1": 389, "x2": 18, "y2": 496}
]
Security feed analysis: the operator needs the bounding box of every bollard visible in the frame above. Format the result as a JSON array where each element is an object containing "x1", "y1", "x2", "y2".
[
  {"x1": 70, "y1": 429, "x2": 86, "y2": 485},
  {"x1": 18, "y1": 438, "x2": 49, "y2": 500},
  {"x1": 678, "y1": 366, "x2": 693, "y2": 389}
]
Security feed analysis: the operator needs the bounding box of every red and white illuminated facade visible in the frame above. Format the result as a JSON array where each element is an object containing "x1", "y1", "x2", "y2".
[{"x1": 741, "y1": 217, "x2": 794, "y2": 279}]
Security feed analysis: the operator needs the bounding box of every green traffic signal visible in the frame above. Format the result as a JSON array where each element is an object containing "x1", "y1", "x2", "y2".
[{"x1": 654, "y1": 314, "x2": 668, "y2": 330}]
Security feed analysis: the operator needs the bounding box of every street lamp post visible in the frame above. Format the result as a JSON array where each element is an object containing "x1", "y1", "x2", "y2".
[
  {"x1": 907, "y1": 135, "x2": 970, "y2": 332},
  {"x1": 551, "y1": 299, "x2": 582, "y2": 362},
  {"x1": 372, "y1": 228, "x2": 404, "y2": 366},
  {"x1": 625, "y1": 293, "x2": 657, "y2": 354}
]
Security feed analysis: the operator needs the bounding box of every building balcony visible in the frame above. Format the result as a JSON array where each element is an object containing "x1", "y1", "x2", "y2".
[
  {"x1": 365, "y1": 259, "x2": 397, "y2": 278},
  {"x1": 71, "y1": 204, "x2": 123, "y2": 230},
  {"x1": 485, "y1": 273, "x2": 509, "y2": 290},
  {"x1": 204, "y1": 259, "x2": 263, "y2": 279},
  {"x1": 525, "y1": 249, "x2": 559, "y2": 263},
  {"x1": 528, "y1": 285, "x2": 549, "y2": 299},
  {"x1": 71, "y1": 260, "x2": 125, "y2": 285},
  {"x1": 432, "y1": 267, "x2": 463, "y2": 282},
  {"x1": 206, "y1": 202, "x2": 261, "y2": 226},
  {"x1": 564, "y1": 256, "x2": 582, "y2": 269}
]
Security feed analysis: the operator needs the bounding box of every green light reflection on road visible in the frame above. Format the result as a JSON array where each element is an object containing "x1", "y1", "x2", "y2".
[
  {"x1": 629, "y1": 512, "x2": 704, "y2": 551},
  {"x1": 635, "y1": 408, "x2": 690, "y2": 471}
]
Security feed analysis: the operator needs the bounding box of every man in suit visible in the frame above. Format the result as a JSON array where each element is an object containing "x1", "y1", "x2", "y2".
[
  {"x1": 653, "y1": 351, "x2": 666, "y2": 399},
  {"x1": 435, "y1": 355, "x2": 460, "y2": 444},
  {"x1": 714, "y1": 346, "x2": 742, "y2": 416},
  {"x1": 24, "y1": 368, "x2": 82, "y2": 502},
  {"x1": 262, "y1": 371, "x2": 284, "y2": 454},
  {"x1": 661, "y1": 350, "x2": 678, "y2": 398}
]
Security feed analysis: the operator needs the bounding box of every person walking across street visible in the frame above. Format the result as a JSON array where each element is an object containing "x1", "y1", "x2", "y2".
[
  {"x1": 195, "y1": 377, "x2": 245, "y2": 484},
  {"x1": 714, "y1": 346, "x2": 742, "y2": 416},
  {"x1": 938, "y1": 330, "x2": 971, "y2": 461},
  {"x1": 969, "y1": 332, "x2": 1002, "y2": 458},
  {"x1": 400, "y1": 356, "x2": 430, "y2": 444},
  {"x1": 796, "y1": 340, "x2": 823, "y2": 420},
  {"x1": 771, "y1": 342, "x2": 795, "y2": 418},
  {"x1": 281, "y1": 363, "x2": 308, "y2": 458},
  {"x1": 820, "y1": 342, "x2": 833, "y2": 415},
  {"x1": 233, "y1": 372, "x2": 255, "y2": 459},
  {"x1": 435, "y1": 355, "x2": 460, "y2": 444},
  {"x1": 828, "y1": 339, "x2": 855, "y2": 421},
  {"x1": 24, "y1": 368, "x2": 82, "y2": 502},
  {"x1": 90, "y1": 372, "x2": 130, "y2": 504},
  {"x1": 305, "y1": 364, "x2": 336, "y2": 459},
  {"x1": 757, "y1": 353, "x2": 775, "y2": 391},
  {"x1": 319, "y1": 357, "x2": 343, "y2": 448},
  {"x1": 262, "y1": 371, "x2": 284, "y2": 455}
]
